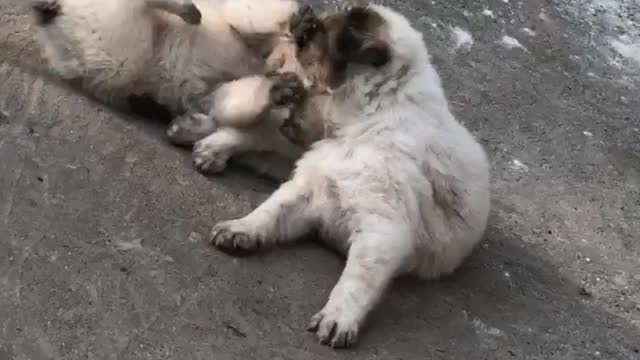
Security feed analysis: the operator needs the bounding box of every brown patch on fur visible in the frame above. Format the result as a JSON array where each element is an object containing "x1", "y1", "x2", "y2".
[
  {"x1": 423, "y1": 163, "x2": 467, "y2": 223},
  {"x1": 288, "y1": 5, "x2": 392, "y2": 89},
  {"x1": 324, "y1": 7, "x2": 390, "y2": 69},
  {"x1": 268, "y1": 6, "x2": 394, "y2": 147}
]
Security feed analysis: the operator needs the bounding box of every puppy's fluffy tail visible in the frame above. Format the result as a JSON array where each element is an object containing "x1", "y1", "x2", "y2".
[{"x1": 30, "y1": 0, "x2": 61, "y2": 26}]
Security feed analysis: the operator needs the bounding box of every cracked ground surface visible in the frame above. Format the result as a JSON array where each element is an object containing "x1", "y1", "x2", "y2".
[{"x1": 1, "y1": 0, "x2": 639, "y2": 359}]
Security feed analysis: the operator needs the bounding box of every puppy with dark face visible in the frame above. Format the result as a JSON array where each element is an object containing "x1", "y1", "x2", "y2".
[
  {"x1": 208, "y1": 4, "x2": 491, "y2": 348},
  {"x1": 275, "y1": 5, "x2": 399, "y2": 146}
]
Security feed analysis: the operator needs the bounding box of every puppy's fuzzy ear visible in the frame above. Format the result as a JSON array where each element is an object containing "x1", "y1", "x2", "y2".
[{"x1": 334, "y1": 7, "x2": 390, "y2": 67}]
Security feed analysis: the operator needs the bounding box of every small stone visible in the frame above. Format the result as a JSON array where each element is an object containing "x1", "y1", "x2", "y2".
[
  {"x1": 579, "y1": 287, "x2": 592, "y2": 297},
  {"x1": 583, "y1": 131, "x2": 593, "y2": 137}
]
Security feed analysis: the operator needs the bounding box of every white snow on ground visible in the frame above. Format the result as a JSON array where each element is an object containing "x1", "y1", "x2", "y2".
[
  {"x1": 611, "y1": 36, "x2": 640, "y2": 65},
  {"x1": 522, "y1": 28, "x2": 536, "y2": 36},
  {"x1": 482, "y1": 9, "x2": 495, "y2": 18},
  {"x1": 510, "y1": 159, "x2": 529, "y2": 172},
  {"x1": 558, "y1": 0, "x2": 640, "y2": 72},
  {"x1": 500, "y1": 35, "x2": 528, "y2": 51},
  {"x1": 451, "y1": 26, "x2": 474, "y2": 51}
]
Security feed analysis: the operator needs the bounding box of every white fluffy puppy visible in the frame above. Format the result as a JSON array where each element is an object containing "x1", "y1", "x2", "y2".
[
  {"x1": 209, "y1": 5, "x2": 491, "y2": 347},
  {"x1": 29, "y1": 0, "x2": 305, "y2": 148}
]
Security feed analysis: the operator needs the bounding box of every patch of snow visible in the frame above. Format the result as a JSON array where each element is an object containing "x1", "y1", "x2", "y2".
[
  {"x1": 510, "y1": 159, "x2": 529, "y2": 172},
  {"x1": 558, "y1": 0, "x2": 640, "y2": 79},
  {"x1": 583, "y1": 130, "x2": 593, "y2": 137},
  {"x1": 472, "y1": 318, "x2": 505, "y2": 337},
  {"x1": 611, "y1": 36, "x2": 640, "y2": 65},
  {"x1": 115, "y1": 238, "x2": 142, "y2": 251},
  {"x1": 482, "y1": 9, "x2": 495, "y2": 18},
  {"x1": 522, "y1": 27, "x2": 536, "y2": 36},
  {"x1": 500, "y1": 35, "x2": 528, "y2": 51},
  {"x1": 538, "y1": 11, "x2": 549, "y2": 21},
  {"x1": 451, "y1": 26, "x2": 474, "y2": 51}
]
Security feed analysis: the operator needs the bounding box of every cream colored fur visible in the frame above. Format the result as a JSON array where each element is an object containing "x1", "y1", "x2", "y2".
[
  {"x1": 31, "y1": 0, "x2": 301, "y2": 148},
  {"x1": 207, "y1": 5, "x2": 491, "y2": 347}
]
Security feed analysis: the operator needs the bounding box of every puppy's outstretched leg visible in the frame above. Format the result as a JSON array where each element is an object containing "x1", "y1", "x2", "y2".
[
  {"x1": 212, "y1": 73, "x2": 305, "y2": 127},
  {"x1": 144, "y1": 0, "x2": 202, "y2": 24},
  {"x1": 308, "y1": 222, "x2": 412, "y2": 348},
  {"x1": 210, "y1": 176, "x2": 315, "y2": 251},
  {"x1": 166, "y1": 73, "x2": 305, "y2": 146},
  {"x1": 191, "y1": 122, "x2": 301, "y2": 174},
  {"x1": 166, "y1": 112, "x2": 216, "y2": 146}
]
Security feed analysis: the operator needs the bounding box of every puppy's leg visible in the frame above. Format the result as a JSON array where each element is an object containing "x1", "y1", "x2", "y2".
[
  {"x1": 166, "y1": 73, "x2": 305, "y2": 145},
  {"x1": 192, "y1": 121, "x2": 301, "y2": 174},
  {"x1": 144, "y1": 0, "x2": 201, "y2": 24},
  {"x1": 209, "y1": 74, "x2": 306, "y2": 128},
  {"x1": 308, "y1": 222, "x2": 413, "y2": 348},
  {"x1": 166, "y1": 112, "x2": 216, "y2": 146},
  {"x1": 210, "y1": 176, "x2": 314, "y2": 251}
]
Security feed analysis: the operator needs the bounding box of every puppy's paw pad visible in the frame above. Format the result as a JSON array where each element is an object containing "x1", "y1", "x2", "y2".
[
  {"x1": 269, "y1": 73, "x2": 306, "y2": 107},
  {"x1": 210, "y1": 221, "x2": 261, "y2": 251},
  {"x1": 308, "y1": 308, "x2": 359, "y2": 348}
]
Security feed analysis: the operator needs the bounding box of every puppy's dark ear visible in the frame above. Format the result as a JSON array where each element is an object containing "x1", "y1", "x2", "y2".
[
  {"x1": 291, "y1": 4, "x2": 322, "y2": 48},
  {"x1": 334, "y1": 7, "x2": 390, "y2": 67}
]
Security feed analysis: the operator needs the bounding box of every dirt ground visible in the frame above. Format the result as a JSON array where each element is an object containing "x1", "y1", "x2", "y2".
[{"x1": 1, "y1": 0, "x2": 639, "y2": 359}]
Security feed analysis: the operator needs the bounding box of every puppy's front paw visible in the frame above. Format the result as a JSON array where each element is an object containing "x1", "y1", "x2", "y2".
[
  {"x1": 308, "y1": 305, "x2": 359, "y2": 348},
  {"x1": 167, "y1": 113, "x2": 215, "y2": 146},
  {"x1": 269, "y1": 73, "x2": 307, "y2": 107},
  {"x1": 210, "y1": 220, "x2": 262, "y2": 251},
  {"x1": 279, "y1": 117, "x2": 306, "y2": 146},
  {"x1": 192, "y1": 139, "x2": 230, "y2": 174}
]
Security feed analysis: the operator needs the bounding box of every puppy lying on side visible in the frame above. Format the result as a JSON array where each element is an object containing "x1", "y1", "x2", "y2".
[
  {"x1": 29, "y1": 0, "x2": 308, "y2": 152},
  {"x1": 208, "y1": 5, "x2": 491, "y2": 347}
]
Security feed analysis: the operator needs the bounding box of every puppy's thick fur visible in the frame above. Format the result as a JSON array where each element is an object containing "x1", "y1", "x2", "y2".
[
  {"x1": 208, "y1": 5, "x2": 491, "y2": 347},
  {"x1": 190, "y1": 4, "x2": 333, "y2": 175},
  {"x1": 30, "y1": 0, "x2": 307, "y2": 153}
]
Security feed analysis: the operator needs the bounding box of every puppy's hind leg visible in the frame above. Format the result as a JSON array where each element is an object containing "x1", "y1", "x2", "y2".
[
  {"x1": 191, "y1": 115, "x2": 301, "y2": 174},
  {"x1": 166, "y1": 112, "x2": 216, "y2": 146},
  {"x1": 210, "y1": 176, "x2": 316, "y2": 251},
  {"x1": 144, "y1": 0, "x2": 201, "y2": 24},
  {"x1": 308, "y1": 221, "x2": 413, "y2": 348},
  {"x1": 167, "y1": 73, "x2": 305, "y2": 146}
]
